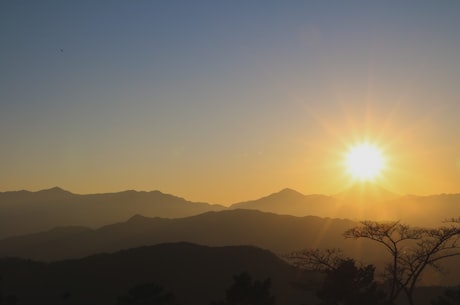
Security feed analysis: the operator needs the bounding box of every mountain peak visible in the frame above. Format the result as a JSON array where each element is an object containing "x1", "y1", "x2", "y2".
[
  {"x1": 278, "y1": 188, "x2": 302, "y2": 194},
  {"x1": 34, "y1": 187, "x2": 74, "y2": 197},
  {"x1": 269, "y1": 188, "x2": 305, "y2": 199},
  {"x1": 127, "y1": 214, "x2": 153, "y2": 222},
  {"x1": 38, "y1": 187, "x2": 71, "y2": 194}
]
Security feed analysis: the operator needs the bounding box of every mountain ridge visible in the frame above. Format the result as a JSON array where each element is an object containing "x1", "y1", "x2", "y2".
[
  {"x1": 1, "y1": 186, "x2": 460, "y2": 239},
  {"x1": 0, "y1": 242, "x2": 317, "y2": 305},
  {"x1": 0, "y1": 209, "x2": 359, "y2": 261},
  {"x1": 0, "y1": 187, "x2": 226, "y2": 239},
  {"x1": 1, "y1": 208, "x2": 459, "y2": 287}
]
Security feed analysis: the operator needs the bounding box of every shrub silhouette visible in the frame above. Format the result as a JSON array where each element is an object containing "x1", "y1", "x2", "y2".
[
  {"x1": 316, "y1": 259, "x2": 386, "y2": 305},
  {"x1": 211, "y1": 272, "x2": 275, "y2": 305},
  {"x1": 117, "y1": 282, "x2": 175, "y2": 305},
  {"x1": 431, "y1": 286, "x2": 460, "y2": 305}
]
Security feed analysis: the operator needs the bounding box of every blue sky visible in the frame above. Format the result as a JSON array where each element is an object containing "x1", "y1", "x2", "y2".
[{"x1": 1, "y1": 1, "x2": 460, "y2": 203}]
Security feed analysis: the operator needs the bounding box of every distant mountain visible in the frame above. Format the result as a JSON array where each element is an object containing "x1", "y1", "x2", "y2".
[
  {"x1": 382, "y1": 193, "x2": 460, "y2": 227},
  {"x1": 230, "y1": 187, "x2": 460, "y2": 227},
  {"x1": 0, "y1": 209, "x2": 360, "y2": 261},
  {"x1": 229, "y1": 187, "x2": 400, "y2": 221},
  {"x1": 332, "y1": 187, "x2": 460, "y2": 227},
  {"x1": 231, "y1": 188, "x2": 342, "y2": 217},
  {"x1": 1, "y1": 186, "x2": 459, "y2": 240},
  {"x1": 0, "y1": 242, "x2": 318, "y2": 305},
  {"x1": 0, "y1": 187, "x2": 225, "y2": 239}
]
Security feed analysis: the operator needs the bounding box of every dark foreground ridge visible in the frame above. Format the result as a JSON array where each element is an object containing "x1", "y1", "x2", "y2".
[{"x1": 0, "y1": 242, "x2": 317, "y2": 305}]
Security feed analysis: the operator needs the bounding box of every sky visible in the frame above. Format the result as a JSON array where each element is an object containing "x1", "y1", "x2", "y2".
[{"x1": 1, "y1": 1, "x2": 460, "y2": 204}]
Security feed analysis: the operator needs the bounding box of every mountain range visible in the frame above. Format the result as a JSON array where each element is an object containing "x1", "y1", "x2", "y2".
[
  {"x1": 231, "y1": 187, "x2": 459, "y2": 227},
  {"x1": 0, "y1": 187, "x2": 224, "y2": 239},
  {"x1": 0, "y1": 209, "x2": 359, "y2": 261},
  {"x1": 1, "y1": 208, "x2": 459, "y2": 286},
  {"x1": 1, "y1": 185, "x2": 460, "y2": 299},
  {"x1": 1, "y1": 186, "x2": 459, "y2": 240}
]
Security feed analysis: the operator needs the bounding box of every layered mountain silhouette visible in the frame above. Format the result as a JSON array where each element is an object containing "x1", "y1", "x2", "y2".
[
  {"x1": 2, "y1": 208, "x2": 459, "y2": 286},
  {"x1": 1, "y1": 186, "x2": 459, "y2": 239},
  {"x1": 0, "y1": 209, "x2": 359, "y2": 261},
  {"x1": 1, "y1": 190, "x2": 460, "y2": 292},
  {"x1": 0, "y1": 187, "x2": 225, "y2": 239},
  {"x1": 0, "y1": 242, "x2": 318, "y2": 305}
]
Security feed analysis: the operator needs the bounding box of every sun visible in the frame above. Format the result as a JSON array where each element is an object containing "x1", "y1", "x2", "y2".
[{"x1": 345, "y1": 143, "x2": 385, "y2": 181}]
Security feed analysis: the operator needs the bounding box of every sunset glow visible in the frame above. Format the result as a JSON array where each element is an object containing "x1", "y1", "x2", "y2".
[
  {"x1": 1, "y1": 3, "x2": 460, "y2": 302},
  {"x1": 345, "y1": 143, "x2": 385, "y2": 182},
  {"x1": 1, "y1": 2, "x2": 460, "y2": 203}
]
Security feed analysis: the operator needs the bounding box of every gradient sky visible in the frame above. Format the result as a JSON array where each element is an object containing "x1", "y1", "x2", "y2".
[{"x1": 1, "y1": 1, "x2": 460, "y2": 204}]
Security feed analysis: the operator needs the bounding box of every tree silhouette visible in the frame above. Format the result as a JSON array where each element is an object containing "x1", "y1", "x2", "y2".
[
  {"x1": 344, "y1": 218, "x2": 460, "y2": 305},
  {"x1": 317, "y1": 259, "x2": 386, "y2": 305},
  {"x1": 117, "y1": 282, "x2": 175, "y2": 305},
  {"x1": 431, "y1": 286, "x2": 460, "y2": 305},
  {"x1": 286, "y1": 248, "x2": 345, "y2": 272},
  {"x1": 286, "y1": 250, "x2": 386, "y2": 305},
  {"x1": 211, "y1": 272, "x2": 275, "y2": 305}
]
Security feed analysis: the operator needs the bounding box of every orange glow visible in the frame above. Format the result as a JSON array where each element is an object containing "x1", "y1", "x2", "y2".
[{"x1": 345, "y1": 143, "x2": 385, "y2": 182}]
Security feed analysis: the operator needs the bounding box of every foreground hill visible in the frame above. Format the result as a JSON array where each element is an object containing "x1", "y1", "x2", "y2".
[
  {"x1": 0, "y1": 242, "x2": 318, "y2": 305},
  {"x1": 0, "y1": 187, "x2": 225, "y2": 239},
  {"x1": 1, "y1": 209, "x2": 459, "y2": 286}
]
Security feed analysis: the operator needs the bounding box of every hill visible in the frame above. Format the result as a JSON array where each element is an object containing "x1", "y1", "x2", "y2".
[
  {"x1": 0, "y1": 242, "x2": 318, "y2": 305},
  {"x1": 0, "y1": 209, "x2": 359, "y2": 261},
  {"x1": 0, "y1": 187, "x2": 225, "y2": 239},
  {"x1": 1, "y1": 209, "x2": 459, "y2": 287}
]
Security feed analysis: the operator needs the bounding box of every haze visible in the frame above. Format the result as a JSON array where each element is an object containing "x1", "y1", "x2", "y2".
[{"x1": 1, "y1": 1, "x2": 460, "y2": 204}]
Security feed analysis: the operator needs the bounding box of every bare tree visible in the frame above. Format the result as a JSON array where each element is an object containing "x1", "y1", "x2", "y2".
[
  {"x1": 344, "y1": 218, "x2": 460, "y2": 305},
  {"x1": 286, "y1": 248, "x2": 345, "y2": 272},
  {"x1": 286, "y1": 249, "x2": 386, "y2": 305}
]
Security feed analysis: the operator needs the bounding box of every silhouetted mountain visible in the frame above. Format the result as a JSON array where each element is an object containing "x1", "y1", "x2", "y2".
[
  {"x1": 1, "y1": 209, "x2": 459, "y2": 287},
  {"x1": 333, "y1": 189, "x2": 460, "y2": 227},
  {"x1": 2, "y1": 187, "x2": 459, "y2": 241},
  {"x1": 231, "y1": 188, "x2": 343, "y2": 217},
  {"x1": 0, "y1": 243, "x2": 318, "y2": 305},
  {"x1": 0, "y1": 209, "x2": 359, "y2": 261},
  {"x1": 229, "y1": 187, "x2": 401, "y2": 221},
  {"x1": 230, "y1": 187, "x2": 460, "y2": 227},
  {"x1": 0, "y1": 187, "x2": 225, "y2": 239}
]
